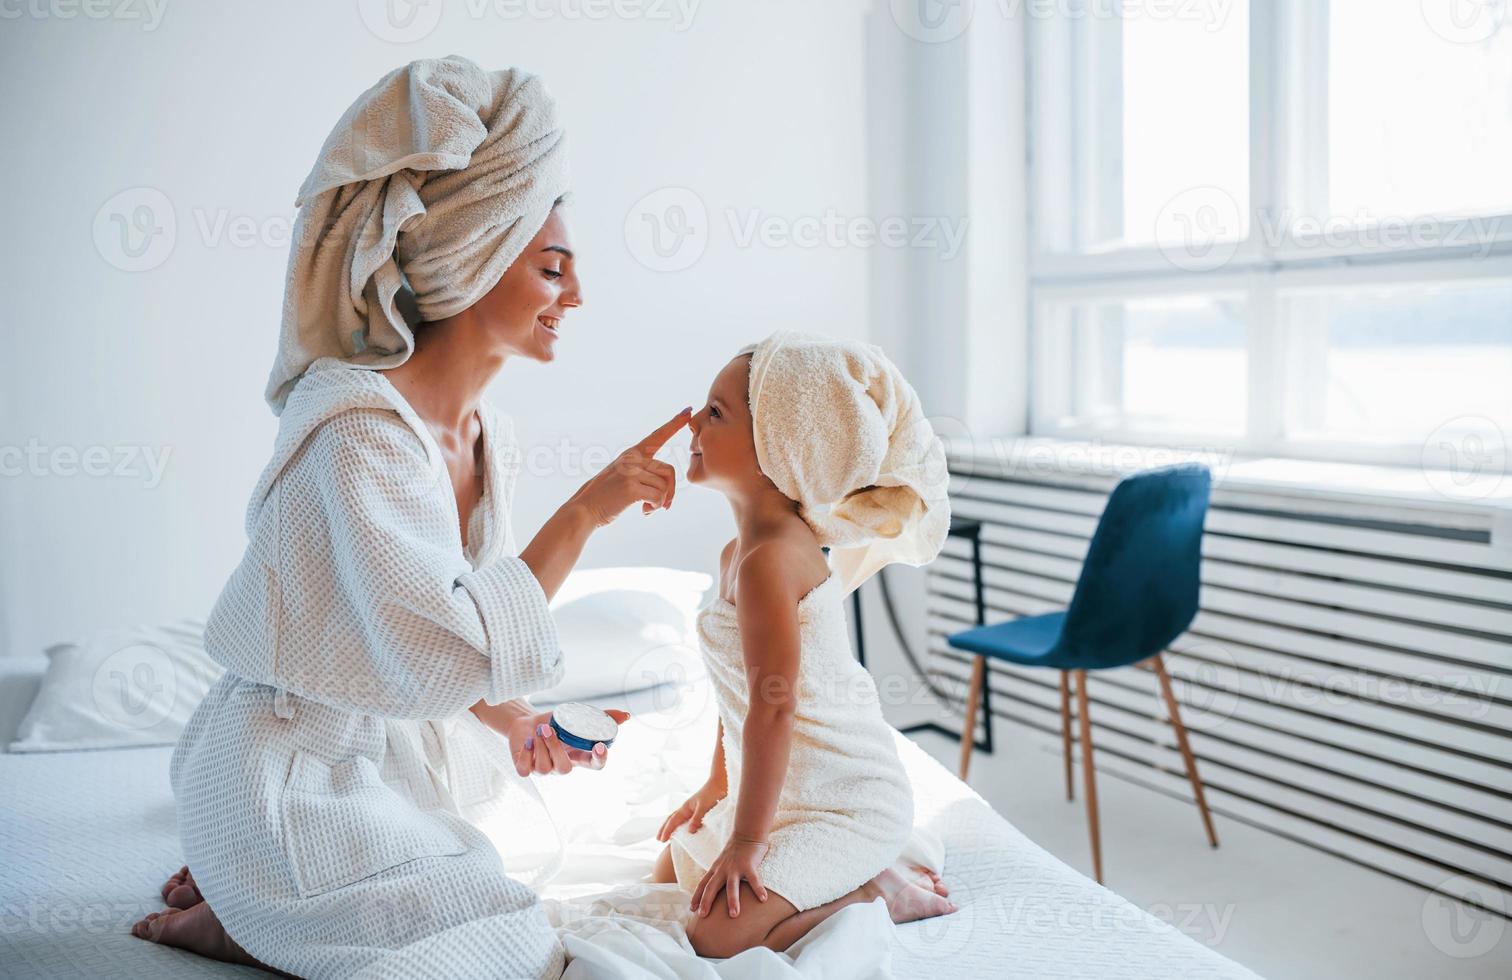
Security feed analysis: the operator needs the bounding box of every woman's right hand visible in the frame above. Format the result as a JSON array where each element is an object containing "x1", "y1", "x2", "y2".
[
  {"x1": 657, "y1": 776, "x2": 729, "y2": 842},
  {"x1": 570, "y1": 408, "x2": 692, "y2": 527}
]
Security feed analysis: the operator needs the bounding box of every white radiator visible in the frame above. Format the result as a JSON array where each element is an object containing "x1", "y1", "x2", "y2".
[{"x1": 927, "y1": 445, "x2": 1512, "y2": 917}]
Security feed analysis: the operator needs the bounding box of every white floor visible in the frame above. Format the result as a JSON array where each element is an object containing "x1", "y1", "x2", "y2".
[{"x1": 901, "y1": 723, "x2": 1512, "y2": 980}]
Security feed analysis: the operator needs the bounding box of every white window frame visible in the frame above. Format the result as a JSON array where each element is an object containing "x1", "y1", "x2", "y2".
[{"x1": 1025, "y1": 0, "x2": 1512, "y2": 467}]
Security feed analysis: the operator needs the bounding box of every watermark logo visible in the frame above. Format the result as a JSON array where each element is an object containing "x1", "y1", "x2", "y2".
[
  {"x1": 625, "y1": 187, "x2": 709, "y2": 272},
  {"x1": 356, "y1": 0, "x2": 444, "y2": 42},
  {"x1": 1155, "y1": 186, "x2": 1244, "y2": 273},
  {"x1": 906, "y1": 856, "x2": 978, "y2": 954},
  {"x1": 91, "y1": 642, "x2": 176, "y2": 731},
  {"x1": 890, "y1": 0, "x2": 974, "y2": 43},
  {"x1": 1421, "y1": 416, "x2": 1508, "y2": 501},
  {"x1": 1162, "y1": 644, "x2": 1239, "y2": 732},
  {"x1": 91, "y1": 188, "x2": 320, "y2": 272},
  {"x1": 1421, "y1": 875, "x2": 1506, "y2": 958},
  {"x1": 93, "y1": 187, "x2": 176, "y2": 272},
  {"x1": 619, "y1": 642, "x2": 709, "y2": 732},
  {"x1": 1420, "y1": 0, "x2": 1507, "y2": 44}
]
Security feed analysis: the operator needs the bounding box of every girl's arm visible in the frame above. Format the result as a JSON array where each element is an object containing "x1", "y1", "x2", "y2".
[
  {"x1": 656, "y1": 719, "x2": 728, "y2": 842},
  {"x1": 728, "y1": 546, "x2": 803, "y2": 842},
  {"x1": 690, "y1": 544, "x2": 805, "y2": 918}
]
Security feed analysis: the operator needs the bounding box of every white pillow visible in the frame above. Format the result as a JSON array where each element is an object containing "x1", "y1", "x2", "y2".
[
  {"x1": 534, "y1": 566, "x2": 713, "y2": 705},
  {"x1": 6, "y1": 567, "x2": 713, "y2": 749},
  {"x1": 7, "y1": 619, "x2": 222, "y2": 753}
]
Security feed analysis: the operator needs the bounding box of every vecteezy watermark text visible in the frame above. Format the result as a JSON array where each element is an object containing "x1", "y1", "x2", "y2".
[
  {"x1": 356, "y1": 0, "x2": 702, "y2": 43},
  {"x1": 1, "y1": 440, "x2": 172, "y2": 489},
  {"x1": 624, "y1": 187, "x2": 969, "y2": 272},
  {"x1": 0, "y1": 0, "x2": 166, "y2": 30}
]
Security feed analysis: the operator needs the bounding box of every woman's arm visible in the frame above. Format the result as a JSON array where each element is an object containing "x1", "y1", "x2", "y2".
[
  {"x1": 473, "y1": 407, "x2": 687, "y2": 667},
  {"x1": 472, "y1": 697, "x2": 631, "y2": 775},
  {"x1": 516, "y1": 408, "x2": 691, "y2": 602},
  {"x1": 467, "y1": 409, "x2": 692, "y2": 755},
  {"x1": 265, "y1": 410, "x2": 562, "y2": 717},
  {"x1": 515, "y1": 501, "x2": 596, "y2": 605}
]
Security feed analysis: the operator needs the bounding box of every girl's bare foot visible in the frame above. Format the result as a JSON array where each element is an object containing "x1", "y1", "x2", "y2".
[
  {"x1": 867, "y1": 867, "x2": 957, "y2": 924},
  {"x1": 160, "y1": 865, "x2": 203, "y2": 910},
  {"x1": 903, "y1": 864, "x2": 950, "y2": 899},
  {"x1": 131, "y1": 901, "x2": 279, "y2": 973}
]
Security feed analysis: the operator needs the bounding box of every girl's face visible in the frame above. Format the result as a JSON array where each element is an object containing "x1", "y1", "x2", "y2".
[
  {"x1": 465, "y1": 207, "x2": 582, "y2": 363},
  {"x1": 687, "y1": 354, "x2": 763, "y2": 490}
]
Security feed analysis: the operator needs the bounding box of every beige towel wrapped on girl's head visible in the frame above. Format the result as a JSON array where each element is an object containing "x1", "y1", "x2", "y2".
[{"x1": 741, "y1": 330, "x2": 952, "y2": 596}]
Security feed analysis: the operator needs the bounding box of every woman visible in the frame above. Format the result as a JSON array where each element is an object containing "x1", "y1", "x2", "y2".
[{"x1": 131, "y1": 57, "x2": 680, "y2": 978}]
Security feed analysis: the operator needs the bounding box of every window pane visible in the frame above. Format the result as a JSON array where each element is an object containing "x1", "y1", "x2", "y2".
[
  {"x1": 1056, "y1": 295, "x2": 1249, "y2": 436},
  {"x1": 1061, "y1": 2, "x2": 1250, "y2": 252},
  {"x1": 1121, "y1": 4, "x2": 1250, "y2": 249},
  {"x1": 1281, "y1": 281, "x2": 1512, "y2": 447},
  {"x1": 1329, "y1": 1, "x2": 1512, "y2": 219}
]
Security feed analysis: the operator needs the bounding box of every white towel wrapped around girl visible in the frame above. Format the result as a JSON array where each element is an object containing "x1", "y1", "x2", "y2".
[{"x1": 650, "y1": 330, "x2": 957, "y2": 958}]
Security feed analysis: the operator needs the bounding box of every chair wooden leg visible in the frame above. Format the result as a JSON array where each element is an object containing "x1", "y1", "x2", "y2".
[
  {"x1": 1059, "y1": 671, "x2": 1074, "y2": 801},
  {"x1": 959, "y1": 654, "x2": 985, "y2": 781},
  {"x1": 1153, "y1": 654, "x2": 1219, "y2": 849},
  {"x1": 1074, "y1": 669, "x2": 1103, "y2": 884}
]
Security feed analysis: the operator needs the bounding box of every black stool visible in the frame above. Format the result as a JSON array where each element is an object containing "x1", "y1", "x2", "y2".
[{"x1": 849, "y1": 516, "x2": 993, "y2": 758}]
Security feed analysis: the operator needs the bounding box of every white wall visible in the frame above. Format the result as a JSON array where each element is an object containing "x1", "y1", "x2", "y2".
[
  {"x1": 0, "y1": 1, "x2": 1029, "y2": 662},
  {"x1": 0, "y1": 0, "x2": 885, "y2": 655}
]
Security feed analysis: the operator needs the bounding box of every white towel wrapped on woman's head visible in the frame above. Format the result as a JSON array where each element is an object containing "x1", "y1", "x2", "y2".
[
  {"x1": 265, "y1": 55, "x2": 570, "y2": 414},
  {"x1": 739, "y1": 330, "x2": 951, "y2": 596}
]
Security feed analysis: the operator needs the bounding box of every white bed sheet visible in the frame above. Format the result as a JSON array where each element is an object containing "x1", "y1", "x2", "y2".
[{"x1": 0, "y1": 666, "x2": 1260, "y2": 979}]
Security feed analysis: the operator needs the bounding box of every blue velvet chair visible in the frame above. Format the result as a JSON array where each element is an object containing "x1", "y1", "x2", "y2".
[{"x1": 947, "y1": 463, "x2": 1218, "y2": 884}]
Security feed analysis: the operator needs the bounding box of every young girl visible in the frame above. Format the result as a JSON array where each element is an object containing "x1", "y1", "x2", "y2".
[{"x1": 651, "y1": 331, "x2": 957, "y2": 958}]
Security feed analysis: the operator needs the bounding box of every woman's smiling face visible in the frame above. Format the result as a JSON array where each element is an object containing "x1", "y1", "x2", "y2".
[
  {"x1": 687, "y1": 354, "x2": 762, "y2": 490},
  {"x1": 464, "y1": 206, "x2": 582, "y2": 363}
]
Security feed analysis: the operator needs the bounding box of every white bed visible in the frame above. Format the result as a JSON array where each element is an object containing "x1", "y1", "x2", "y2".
[{"x1": 0, "y1": 655, "x2": 1259, "y2": 979}]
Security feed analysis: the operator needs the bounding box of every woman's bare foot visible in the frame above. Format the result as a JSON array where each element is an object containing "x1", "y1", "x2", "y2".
[
  {"x1": 131, "y1": 901, "x2": 278, "y2": 973},
  {"x1": 160, "y1": 865, "x2": 203, "y2": 910},
  {"x1": 867, "y1": 867, "x2": 957, "y2": 923}
]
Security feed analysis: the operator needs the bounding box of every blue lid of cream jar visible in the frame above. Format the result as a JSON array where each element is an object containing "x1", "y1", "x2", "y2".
[{"x1": 549, "y1": 701, "x2": 619, "y2": 751}]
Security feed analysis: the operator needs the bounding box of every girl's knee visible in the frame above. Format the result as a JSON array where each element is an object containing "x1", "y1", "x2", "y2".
[
  {"x1": 650, "y1": 845, "x2": 677, "y2": 884},
  {"x1": 689, "y1": 914, "x2": 761, "y2": 959},
  {"x1": 687, "y1": 883, "x2": 790, "y2": 959}
]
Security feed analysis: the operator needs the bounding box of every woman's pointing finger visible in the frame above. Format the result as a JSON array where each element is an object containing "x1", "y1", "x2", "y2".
[{"x1": 637, "y1": 407, "x2": 692, "y2": 456}]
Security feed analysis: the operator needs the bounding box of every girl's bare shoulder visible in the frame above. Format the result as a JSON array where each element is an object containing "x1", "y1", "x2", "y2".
[{"x1": 731, "y1": 529, "x2": 828, "y2": 607}]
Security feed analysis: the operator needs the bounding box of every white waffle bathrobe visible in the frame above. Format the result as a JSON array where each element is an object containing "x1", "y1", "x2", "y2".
[{"x1": 171, "y1": 358, "x2": 568, "y2": 979}]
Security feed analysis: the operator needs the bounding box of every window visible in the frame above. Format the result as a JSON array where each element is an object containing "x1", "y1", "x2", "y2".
[{"x1": 1028, "y1": 0, "x2": 1512, "y2": 465}]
